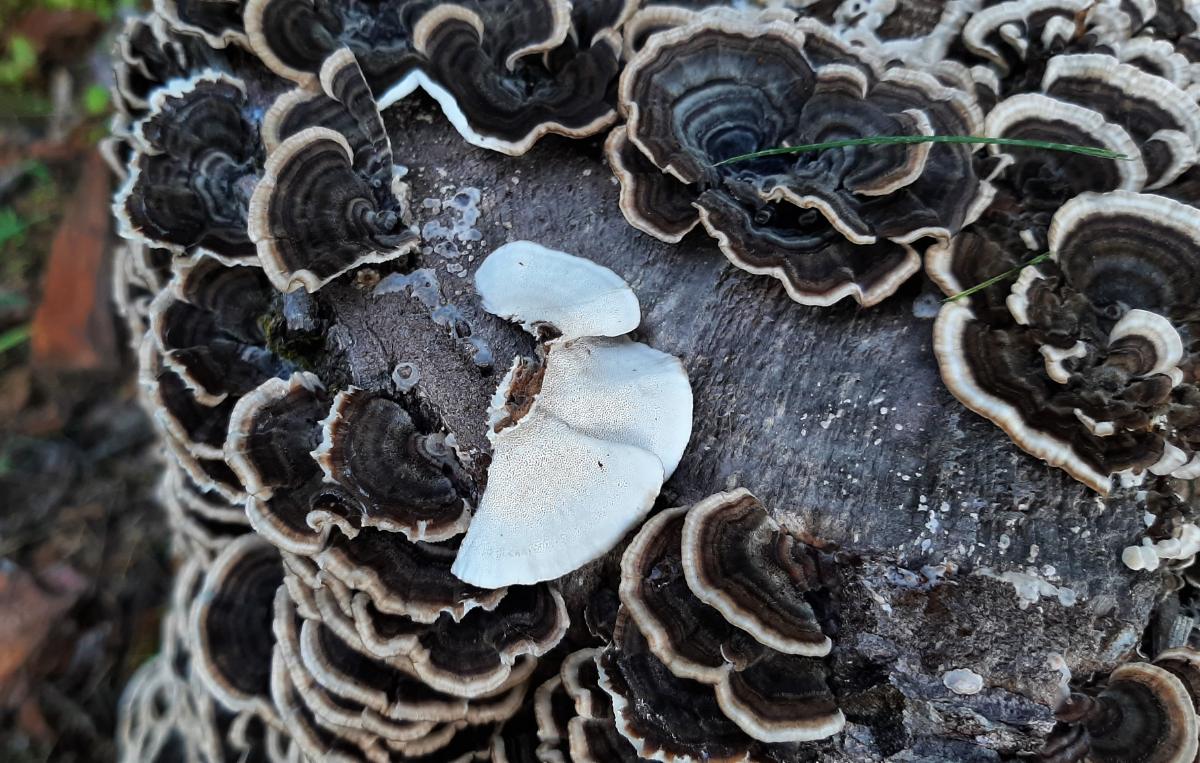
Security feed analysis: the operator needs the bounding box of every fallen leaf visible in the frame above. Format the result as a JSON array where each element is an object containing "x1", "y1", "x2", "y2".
[
  {"x1": 30, "y1": 150, "x2": 116, "y2": 371},
  {"x1": 0, "y1": 561, "x2": 86, "y2": 708}
]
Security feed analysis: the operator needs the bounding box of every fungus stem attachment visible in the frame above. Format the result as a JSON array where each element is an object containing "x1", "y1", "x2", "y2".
[
  {"x1": 943, "y1": 252, "x2": 1053, "y2": 303},
  {"x1": 715, "y1": 136, "x2": 1131, "y2": 166}
]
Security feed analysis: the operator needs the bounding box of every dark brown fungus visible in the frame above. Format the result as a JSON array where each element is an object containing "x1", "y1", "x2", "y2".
[
  {"x1": 934, "y1": 190, "x2": 1200, "y2": 493},
  {"x1": 313, "y1": 528, "x2": 503, "y2": 624},
  {"x1": 244, "y1": 0, "x2": 426, "y2": 91},
  {"x1": 139, "y1": 335, "x2": 241, "y2": 465},
  {"x1": 224, "y1": 374, "x2": 368, "y2": 555},
  {"x1": 313, "y1": 388, "x2": 472, "y2": 543},
  {"x1": 148, "y1": 258, "x2": 283, "y2": 408},
  {"x1": 114, "y1": 72, "x2": 260, "y2": 264},
  {"x1": 265, "y1": 47, "x2": 395, "y2": 188},
  {"x1": 225, "y1": 373, "x2": 328, "y2": 500},
  {"x1": 154, "y1": 0, "x2": 248, "y2": 49},
  {"x1": 1044, "y1": 662, "x2": 1198, "y2": 763},
  {"x1": 248, "y1": 124, "x2": 418, "y2": 293},
  {"x1": 681, "y1": 489, "x2": 834, "y2": 658},
  {"x1": 404, "y1": 583, "x2": 568, "y2": 697},
  {"x1": 1041, "y1": 54, "x2": 1200, "y2": 188},
  {"x1": 533, "y1": 675, "x2": 574, "y2": 762},
  {"x1": 617, "y1": 492, "x2": 843, "y2": 745},
  {"x1": 598, "y1": 612, "x2": 773, "y2": 762},
  {"x1": 190, "y1": 535, "x2": 283, "y2": 723},
  {"x1": 559, "y1": 649, "x2": 641, "y2": 763},
  {"x1": 610, "y1": 13, "x2": 990, "y2": 306},
  {"x1": 380, "y1": 0, "x2": 621, "y2": 155}
]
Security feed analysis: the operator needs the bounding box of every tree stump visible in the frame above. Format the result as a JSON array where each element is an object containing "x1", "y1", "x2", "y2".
[{"x1": 291, "y1": 95, "x2": 1163, "y2": 761}]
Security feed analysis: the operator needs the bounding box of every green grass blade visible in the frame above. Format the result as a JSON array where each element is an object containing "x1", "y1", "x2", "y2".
[
  {"x1": 715, "y1": 135, "x2": 1132, "y2": 166},
  {"x1": 0, "y1": 324, "x2": 30, "y2": 354},
  {"x1": 943, "y1": 252, "x2": 1053, "y2": 303}
]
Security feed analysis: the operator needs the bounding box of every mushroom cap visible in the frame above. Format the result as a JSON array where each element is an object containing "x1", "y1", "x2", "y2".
[
  {"x1": 248, "y1": 125, "x2": 418, "y2": 293},
  {"x1": 620, "y1": 506, "x2": 762, "y2": 684},
  {"x1": 474, "y1": 242, "x2": 641, "y2": 342},
  {"x1": 610, "y1": 13, "x2": 989, "y2": 306},
  {"x1": 394, "y1": 0, "x2": 620, "y2": 155},
  {"x1": 154, "y1": 0, "x2": 247, "y2": 49},
  {"x1": 680, "y1": 489, "x2": 833, "y2": 657},
  {"x1": 189, "y1": 535, "x2": 282, "y2": 724},
  {"x1": 934, "y1": 190, "x2": 1200, "y2": 493},
  {"x1": 113, "y1": 71, "x2": 259, "y2": 263},
  {"x1": 224, "y1": 373, "x2": 327, "y2": 500},
  {"x1": 618, "y1": 495, "x2": 842, "y2": 745},
  {"x1": 313, "y1": 528, "x2": 504, "y2": 625},
  {"x1": 1086, "y1": 662, "x2": 1199, "y2": 763},
  {"x1": 984, "y1": 92, "x2": 1149, "y2": 208},
  {"x1": 312, "y1": 388, "x2": 471, "y2": 543},
  {"x1": 597, "y1": 611, "x2": 766, "y2": 762},
  {"x1": 1042, "y1": 53, "x2": 1200, "y2": 188}
]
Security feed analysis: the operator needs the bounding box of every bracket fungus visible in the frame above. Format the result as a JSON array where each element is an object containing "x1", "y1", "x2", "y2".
[
  {"x1": 605, "y1": 489, "x2": 844, "y2": 756},
  {"x1": 1041, "y1": 648, "x2": 1200, "y2": 762},
  {"x1": 114, "y1": 71, "x2": 261, "y2": 265},
  {"x1": 250, "y1": 48, "x2": 419, "y2": 293},
  {"x1": 608, "y1": 11, "x2": 991, "y2": 306},
  {"x1": 452, "y1": 242, "x2": 693, "y2": 587},
  {"x1": 933, "y1": 190, "x2": 1200, "y2": 494},
  {"x1": 109, "y1": 1, "x2": 1200, "y2": 760}
]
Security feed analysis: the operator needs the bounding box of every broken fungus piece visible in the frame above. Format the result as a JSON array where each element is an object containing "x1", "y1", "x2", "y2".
[
  {"x1": 473, "y1": 241, "x2": 640, "y2": 342},
  {"x1": 453, "y1": 244, "x2": 691, "y2": 587}
]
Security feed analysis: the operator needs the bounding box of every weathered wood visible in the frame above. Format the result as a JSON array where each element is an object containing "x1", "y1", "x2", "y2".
[{"x1": 305, "y1": 95, "x2": 1161, "y2": 760}]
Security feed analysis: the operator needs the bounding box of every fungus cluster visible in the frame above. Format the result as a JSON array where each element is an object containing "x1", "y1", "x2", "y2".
[
  {"x1": 1039, "y1": 646, "x2": 1200, "y2": 762},
  {"x1": 933, "y1": 191, "x2": 1200, "y2": 494},
  {"x1": 109, "y1": 0, "x2": 1200, "y2": 759},
  {"x1": 608, "y1": 9, "x2": 992, "y2": 306},
  {"x1": 595, "y1": 490, "x2": 844, "y2": 760}
]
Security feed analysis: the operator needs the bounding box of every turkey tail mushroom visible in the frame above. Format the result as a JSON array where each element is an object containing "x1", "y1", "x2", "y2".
[
  {"x1": 598, "y1": 490, "x2": 843, "y2": 760},
  {"x1": 608, "y1": 12, "x2": 991, "y2": 306}
]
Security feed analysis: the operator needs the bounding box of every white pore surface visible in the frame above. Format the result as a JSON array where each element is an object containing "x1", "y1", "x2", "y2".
[
  {"x1": 455, "y1": 246, "x2": 694, "y2": 588},
  {"x1": 532, "y1": 336, "x2": 693, "y2": 477},
  {"x1": 451, "y1": 412, "x2": 665, "y2": 587},
  {"x1": 474, "y1": 241, "x2": 641, "y2": 341}
]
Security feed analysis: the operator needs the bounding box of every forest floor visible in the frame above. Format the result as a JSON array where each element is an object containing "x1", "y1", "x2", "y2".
[{"x1": 0, "y1": 4, "x2": 169, "y2": 762}]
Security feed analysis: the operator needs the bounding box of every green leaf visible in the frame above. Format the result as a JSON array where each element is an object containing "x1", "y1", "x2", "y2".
[
  {"x1": 82, "y1": 84, "x2": 110, "y2": 116},
  {"x1": 0, "y1": 35, "x2": 37, "y2": 86},
  {"x1": 943, "y1": 252, "x2": 1054, "y2": 303},
  {"x1": 715, "y1": 135, "x2": 1132, "y2": 166},
  {"x1": 0, "y1": 208, "x2": 27, "y2": 246}
]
